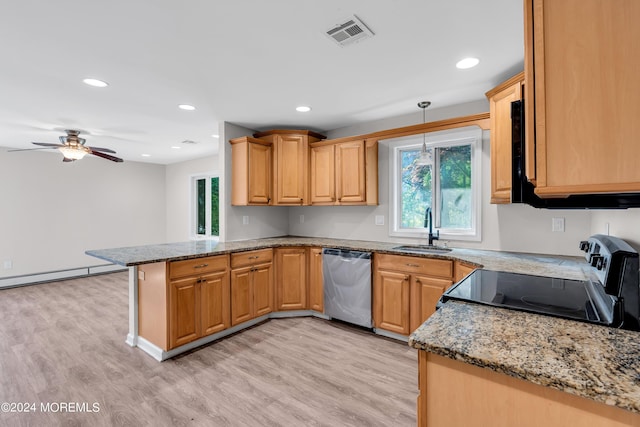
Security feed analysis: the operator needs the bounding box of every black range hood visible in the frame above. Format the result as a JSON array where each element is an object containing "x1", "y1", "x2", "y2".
[{"x1": 511, "y1": 100, "x2": 640, "y2": 209}]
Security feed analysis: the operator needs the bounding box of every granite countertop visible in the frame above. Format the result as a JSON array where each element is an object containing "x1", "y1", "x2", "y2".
[
  {"x1": 86, "y1": 235, "x2": 588, "y2": 280},
  {"x1": 87, "y1": 236, "x2": 639, "y2": 412},
  {"x1": 409, "y1": 302, "x2": 640, "y2": 413}
]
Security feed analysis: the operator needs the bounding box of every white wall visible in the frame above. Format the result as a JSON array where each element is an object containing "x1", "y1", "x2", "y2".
[
  {"x1": 0, "y1": 148, "x2": 166, "y2": 277},
  {"x1": 288, "y1": 102, "x2": 593, "y2": 256},
  {"x1": 590, "y1": 210, "x2": 640, "y2": 252},
  {"x1": 165, "y1": 155, "x2": 218, "y2": 242},
  {"x1": 220, "y1": 122, "x2": 289, "y2": 242}
]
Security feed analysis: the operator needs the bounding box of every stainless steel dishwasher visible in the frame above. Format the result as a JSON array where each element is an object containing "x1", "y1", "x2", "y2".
[{"x1": 322, "y1": 248, "x2": 372, "y2": 328}]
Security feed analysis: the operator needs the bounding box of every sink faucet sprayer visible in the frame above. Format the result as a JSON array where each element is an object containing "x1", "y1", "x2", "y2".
[{"x1": 424, "y1": 207, "x2": 439, "y2": 246}]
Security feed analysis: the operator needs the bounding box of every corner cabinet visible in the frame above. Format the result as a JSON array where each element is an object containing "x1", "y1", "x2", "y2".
[
  {"x1": 253, "y1": 129, "x2": 325, "y2": 206},
  {"x1": 230, "y1": 249, "x2": 274, "y2": 326},
  {"x1": 230, "y1": 137, "x2": 272, "y2": 206},
  {"x1": 275, "y1": 247, "x2": 307, "y2": 310},
  {"x1": 373, "y1": 254, "x2": 453, "y2": 335},
  {"x1": 525, "y1": 0, "x2": 640, "y2": 197},
  {"x1": 485, "y1": 72, "x2": 524, "y2": 204},
  {"x1": 137, "y1": 255, "x2": 230, "y2": 351},
  {"x1": 308, "y1": 247, "x2": 324, "y2": 312},
  {"x1": 310, "y1": 138, "x2": 378, "y2": 205}
]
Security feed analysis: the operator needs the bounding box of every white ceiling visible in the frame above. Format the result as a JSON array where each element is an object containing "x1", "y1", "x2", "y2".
[{"x1": 0, "y1": 0, "x2": 524, "y2": 164}]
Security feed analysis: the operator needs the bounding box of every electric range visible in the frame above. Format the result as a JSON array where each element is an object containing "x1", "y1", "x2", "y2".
[{"x1": 439, "y1": 235, "x2": 640, "y2": 331}]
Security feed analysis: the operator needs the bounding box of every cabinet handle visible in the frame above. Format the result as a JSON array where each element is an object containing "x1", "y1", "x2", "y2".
[
  {"x1": 194, "y1": 263, "x2": 209, "y2": 269},
  {"x1": 248, "y1": 256, "x2": 259, "y2": 260},
  {"x1": 404, "y1": 275, "x2": 410, "y2": 281},
  {"x1": 406, "y1": 263, "x2": 420, "y2": 268},
  {"x1": 416, "y1": 279, "x2": 422, "y2": 285}
]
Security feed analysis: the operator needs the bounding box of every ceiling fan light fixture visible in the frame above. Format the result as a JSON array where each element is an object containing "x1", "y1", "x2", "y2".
[
  {"x1": 178, "y1": 104, "x2": 196, "y2": 111},
  {"x1": 296, "y1": 106, "x2": 312, "y2": 113},
  {"x1": 59, "y1": 146, "x2": 88, "y2": 160},
  {"x1": 83, "y1": 78, "x2": 109, "y2": 88}
]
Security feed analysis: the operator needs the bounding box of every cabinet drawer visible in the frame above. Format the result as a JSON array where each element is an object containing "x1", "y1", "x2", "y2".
[
  {"x1": 231, "y1": 249, "x2": 273, "y2": 268},
  {"x1": 170, "y1": 255, "x2": 229, "y2": 279},
  {"x1": 376, "y1": 254, "x2": 453, "y2": 279}
]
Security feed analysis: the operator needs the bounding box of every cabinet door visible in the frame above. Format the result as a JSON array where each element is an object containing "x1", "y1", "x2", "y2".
[
  {"x1": 248, "y1": 142, "x2": 272, "y2": 204},
  {"x1": 274, "y1": 134, "x2": 307, "y2": 205},
  {"x1": 336, "y1": 140, "x2": 366, "y2": 204},
  {"x1": 410, "y1": 275, "x2": 453, "y2": 332},
  {"x1": 308, "y1": 248, "x2": 324, "y2": 312},
  {"x1": 200, "y1": 271, "x2": 230, "y2": 336},
  {"x1": 310, "y1": 144, "x2": 336, "y2": 204},
  {"x1": 275, "y1": 248, "x2": 307, "y2": 311},
  {"x1": 527, "y1": 0, "x2": 640, "y2": 197},
  {"x1": 487, "y1": 75, "x2": 523, "y2": 204},
  {"x1": 230, "y1": 266, "x2": 253, "y2": 326},
  {"x1": 169, "y1": 277, "x2": 199, "y2": 349},
  {"x1": 374, "y1": 269, "x2": 410, "y2": 335},
  {"x1": 253, "y1": 263, "x2": 274, "y2": 317}
]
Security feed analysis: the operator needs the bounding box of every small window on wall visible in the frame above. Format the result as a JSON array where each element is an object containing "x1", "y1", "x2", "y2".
[
  {"x1": 192, "y1": 175, "x2": 219, "y2": 239},
  {"x1": 389, "y1": 127, "x2": 482, "y2": 241}
]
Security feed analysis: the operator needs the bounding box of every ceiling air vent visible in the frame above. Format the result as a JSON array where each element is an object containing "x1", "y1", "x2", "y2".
[{"x1": 325, "y1": 15, "x2": 374, "y2": 47}]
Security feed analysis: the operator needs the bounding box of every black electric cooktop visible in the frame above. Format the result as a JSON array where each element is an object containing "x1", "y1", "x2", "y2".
[{"x1": 440, "y1": 269, "x2": 615, "y2": 326}]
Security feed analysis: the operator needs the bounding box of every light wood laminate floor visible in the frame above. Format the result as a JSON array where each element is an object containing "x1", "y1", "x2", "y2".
[{"x1": 0, "y1": 272, "x2": 417, "y2": 426}]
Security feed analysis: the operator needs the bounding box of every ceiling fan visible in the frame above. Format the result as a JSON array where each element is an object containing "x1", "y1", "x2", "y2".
[{"x1": 10, "y1": 129, "x2": 123, "y2": 162}]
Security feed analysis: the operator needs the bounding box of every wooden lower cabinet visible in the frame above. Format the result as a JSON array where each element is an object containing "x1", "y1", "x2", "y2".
[
  {"x1": 138, "y1": 255, "x2": 230, "y2": 351},
  {"x1": 418, "y1": 351, "x2": 640, "y2": 427},
  {"x1": 308, "y1": 247, "x2": 323, "y2": 312},
  {"x1": 275, "y1": 247, "x2": 307, "y2": 311},
  {"x1": 374, "y1": 269, "x2": 411, "y2": 335},
  {"x1": 230, "y1": 249, "x2": 274, "y2": 326},
  {"x1": 374, "y1": 254, "x2": 453, "y2": 335}
]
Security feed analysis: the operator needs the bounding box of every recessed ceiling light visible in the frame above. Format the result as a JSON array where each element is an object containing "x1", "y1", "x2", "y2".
[
  {"x1": 178, "y1": 104, "x2": 196, "y2": 111},
  {"x1": 456, "y1": 57, "x2": 480, "y2": 69},
  {"x1": 171, "y1": 146, "x2": 181, "y2": 149},
  {"x1": 141, "y1": 153, "x2": 151, "y2": 157},
  {"x1": 83, "y1": 78, "x2": 108, "y2": 88},
  {"x1": 211, "y1": 134, "x2": 219, "y2": 138},
  {"x1": 296, "y1": 106, "x2": 312, "y2": 113}
]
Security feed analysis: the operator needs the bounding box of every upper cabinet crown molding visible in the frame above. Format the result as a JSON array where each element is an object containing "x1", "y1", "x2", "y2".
[{"x1": 253, "y1": 129, "x2": 326, "y2": 140}]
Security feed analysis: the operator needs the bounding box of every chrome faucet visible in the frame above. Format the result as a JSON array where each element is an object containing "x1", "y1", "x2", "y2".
[{"x1": 424, "y1": 207, "x2": 439, "y2": 246}]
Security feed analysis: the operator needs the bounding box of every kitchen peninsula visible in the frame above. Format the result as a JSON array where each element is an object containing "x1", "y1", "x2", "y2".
[{"x1": 87, "y1": 236, "x2": 640, "y2": 424}]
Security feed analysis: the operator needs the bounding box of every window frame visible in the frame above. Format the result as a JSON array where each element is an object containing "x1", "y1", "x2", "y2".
[
  {"x1": 190, "y1": 173, "x2": 220, "y2": 241},
  {"x1": 388, "y1": 127, "x2": 482, "y2": 242}
]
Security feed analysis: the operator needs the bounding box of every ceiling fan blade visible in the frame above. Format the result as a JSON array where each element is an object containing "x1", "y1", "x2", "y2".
[
  {"x1": 90, "y1": 150, "x2": 123, "y2": 162},
  {"x1": 86, "y1": 145, "x2": 116, "y2": 153},
  {"x1": 32, "y1": 142, "x2": 65, "y2": 148},
  {"x1": 8, "y1": 147, "x2": 55, "y2": 152}
]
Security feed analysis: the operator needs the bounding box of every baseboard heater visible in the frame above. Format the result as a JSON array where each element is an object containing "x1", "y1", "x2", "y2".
[{"x1": 0, "y1": 264, "x2": 127, "y2": 289}]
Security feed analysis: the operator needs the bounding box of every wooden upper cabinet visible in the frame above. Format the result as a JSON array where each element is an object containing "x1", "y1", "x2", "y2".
[
  {"x1": 310, "y1": 138, "x2": 376, "y2": 205},
  {"x1": 310, "y1": 144, "x2": 336, "y2": 204},
  {"x1": 230, "y1": 137, "x2": 272, "y2": 205},
  {"x1": 336, "y1": 140, "x2": 366, "y2": 204},
  {"x1": 254, "y1": 129, "x2": 325, "y2": 206},
  {"x1": 485, "y1": 72, "x2": 524, "y2": 204},
  {"x1": 526, "y1": 0, "x2": 640, "y2": 197}
]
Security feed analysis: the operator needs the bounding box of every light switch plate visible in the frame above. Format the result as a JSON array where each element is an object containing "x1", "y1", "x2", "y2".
[
  {"x1": 3, "y1": 260, "x2": 12, "y2": 269},
  {"x1": 375, "y1": 215, "x2": 384, "y2": 226},
  {"x1": 242, "y1": 216, "x2": 249, "y2": 225},
  {"x1": 300, "y1": 214, "x2": 304, "y2": 224}
]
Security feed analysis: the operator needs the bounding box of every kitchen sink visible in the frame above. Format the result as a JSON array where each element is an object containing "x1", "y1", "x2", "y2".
[{"x1": 392, "y1": 245, "x2": 452, "y2": 254}]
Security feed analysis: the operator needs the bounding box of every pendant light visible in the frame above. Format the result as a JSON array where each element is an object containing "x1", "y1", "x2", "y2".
[{"x1": 415, "y1": 101, "x2": 432, "y2": 166}]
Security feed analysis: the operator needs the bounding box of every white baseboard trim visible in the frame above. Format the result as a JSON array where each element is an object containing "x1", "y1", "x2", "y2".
[{"x1": 0, "y1": 264, "x2": 127, "y2": 289}]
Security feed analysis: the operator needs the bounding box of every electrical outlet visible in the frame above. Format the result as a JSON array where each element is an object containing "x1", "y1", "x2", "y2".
[
  {"x1": 552, "y1": 217, "x2": 565, "y2": 232},
  {"x1": 3, "y1": 260, "x2": 12, "y2": 269},
  {"x1": 605, "y1": 222, "x2": 610, "y2": 236},
  {"x1": 242, "y1": 216, "x2": 249, "y2": 225},
  {"x1": 299, "y1": 214, "x2": 304, "y2": 224},
  {"x1": 375, "y1": 215, "x2": 385, "y2": 226}
]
